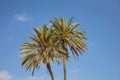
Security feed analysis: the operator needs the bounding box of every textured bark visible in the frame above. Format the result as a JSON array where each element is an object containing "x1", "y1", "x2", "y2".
[
  {"x1": 63, "y1": 59, "x2": 66, "y2": 80},
  {"x1": 47, "y1": 63, "x2": 54, "y2": 80},
  {"x1": 62, "y1": 41, "x2": 67, "y2": 80}
]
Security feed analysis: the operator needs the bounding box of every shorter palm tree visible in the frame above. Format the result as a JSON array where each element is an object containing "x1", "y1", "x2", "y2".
[{"x1": 20, "y1": 25, "x2": 67, "y2": 80}]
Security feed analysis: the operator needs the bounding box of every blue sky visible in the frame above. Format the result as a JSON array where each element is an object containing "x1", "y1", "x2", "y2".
[{"x1": 0, "y1": 0, "x2": 120, "y2": 80}]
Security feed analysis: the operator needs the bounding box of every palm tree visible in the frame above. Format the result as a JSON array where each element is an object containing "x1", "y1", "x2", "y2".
[
  {"x1": 50, "y1": 17, "x2": 87, "y2": 80},
  {"x1": 20, "y1": 25, "x2": 67, "y2": 80}
]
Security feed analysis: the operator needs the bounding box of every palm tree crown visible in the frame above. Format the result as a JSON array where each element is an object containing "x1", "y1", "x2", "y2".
[{"x1": 50, "y1": 17, "x2": 87, "y2": 58}]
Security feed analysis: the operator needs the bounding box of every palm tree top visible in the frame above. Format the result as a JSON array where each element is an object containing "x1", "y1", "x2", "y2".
[
  {"x1": 20, "y1": 24, "x2": 68, "y2": 76},
  {"x1": 50, "y1": 16, "x2": 87, "y2": 59}
]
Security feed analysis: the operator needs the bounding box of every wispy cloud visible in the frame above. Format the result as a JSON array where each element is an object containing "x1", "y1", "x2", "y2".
[
  {"x1": 0, "y1": 71, "x2": 14, "y2": 80},
  {"x1": 13, "y1": 13, "x2": 31, "y2": 22},
  {"x1": 0, "y1": 70, "x2": 49, "y2": 80},
  {"x1": 22, "y1": 76, "x2": 48, "y2": 80}
]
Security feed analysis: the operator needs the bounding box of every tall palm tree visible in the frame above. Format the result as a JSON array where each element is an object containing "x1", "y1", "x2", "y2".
[
  {"x1": 20, "y1": 25, "x2": 67, "y2": 80},
  {"x1": 50, "y1": 17, "x2": 87, "y2": 80}
]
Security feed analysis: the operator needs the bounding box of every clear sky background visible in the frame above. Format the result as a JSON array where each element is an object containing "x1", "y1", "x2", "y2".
[{"x1": 0, "y1": 0, "x2": 120, "y2": 80}]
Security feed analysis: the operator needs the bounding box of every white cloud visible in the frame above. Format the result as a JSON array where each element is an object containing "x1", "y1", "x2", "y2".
[
  {"x1": 22, "y1": 76, "x2": 34, "y2": 80},
  {"x1": 0, "y1": 70, "x2": 49, "y2": 80},
  {"x1": 13, "y1": 13, "x2": 31, "y2": 22},
  {"x1": 0, "y1": 71, "x2": 14, "y2": 80},
  {"x1": 22, "y1": 76, "x2": 47, "y2": 80}
]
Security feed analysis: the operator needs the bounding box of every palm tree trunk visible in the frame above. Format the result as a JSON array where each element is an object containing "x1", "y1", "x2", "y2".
[
  {"x1": 46, "y1": 63, "x2": 54, "y2": 80},
  {"x1": 61, "y1": 40, "x2": 68, "y2": 80},
  {"x1": 62, "y1": 42, "x2": 67, "y2": 80},
  {"x1": 63, "y1": 59, "x2": 66, "y2": 80}
]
